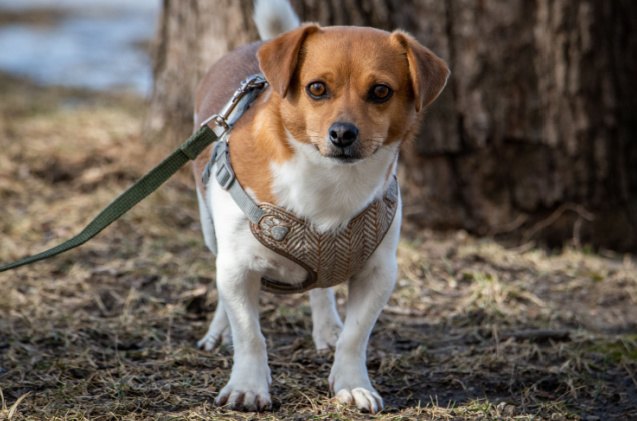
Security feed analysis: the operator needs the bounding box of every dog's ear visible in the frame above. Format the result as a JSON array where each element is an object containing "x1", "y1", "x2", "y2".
[
  {"x1": 257, "y1": 23, "x2": 320, "y2": 98},
  {"x1": 391, "y1": 31, "x2": 450, "y2": 112}
]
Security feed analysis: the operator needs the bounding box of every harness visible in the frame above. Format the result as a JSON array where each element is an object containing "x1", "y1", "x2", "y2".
[{"x1": 200, "y1": 74, "x2": 399, "y2": 294}]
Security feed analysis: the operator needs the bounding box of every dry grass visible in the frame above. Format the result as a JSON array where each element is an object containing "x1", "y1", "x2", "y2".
[{"x1": 0, "y1": 73, "x2": 636, "y2": 420}]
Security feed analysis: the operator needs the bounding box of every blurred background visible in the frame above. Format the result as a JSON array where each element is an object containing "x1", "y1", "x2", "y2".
[
  {"x1": 150, "y1": 0, "x2": 637, "y2": 252},
  {"x1": 1, "y1": 0, "x2": 635, "y2": 252},
  {"x1": 0, "y1": 0, "x2": 158, "y2": 94},
  {"x1": 0, "y1": 2, "x2": 636, "y2": 420}
]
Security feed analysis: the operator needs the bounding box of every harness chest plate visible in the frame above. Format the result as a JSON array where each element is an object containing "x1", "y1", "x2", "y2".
[{"x1": 250, "y1": 178, "x2": 399, "y2": 294}]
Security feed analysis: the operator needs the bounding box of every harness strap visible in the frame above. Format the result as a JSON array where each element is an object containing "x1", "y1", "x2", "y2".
[
  {"x1": 198, "y1": 75, "x2": 269, "y2": 255},
  {"x1": 210, "y1": 141, "x2": 264, "y2": 224},
  {"x1": 0, "y1": 125, "x2": 217, "y2": 273},
  {"x1": 198, "y1": 140, "x2": 265, "y2": 256},
  {"x1": 200, "y1": 74, "x2": 267, "y2": 226}
]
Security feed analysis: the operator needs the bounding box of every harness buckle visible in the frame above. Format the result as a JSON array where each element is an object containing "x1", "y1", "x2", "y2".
[{"x1": 215, "y1": 160, "x2": 235, "y2": 190}]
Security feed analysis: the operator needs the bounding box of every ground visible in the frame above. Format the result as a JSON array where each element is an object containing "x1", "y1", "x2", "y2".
[{"x1": 0, "y1": 74, "x2": 636, "y2": 421}]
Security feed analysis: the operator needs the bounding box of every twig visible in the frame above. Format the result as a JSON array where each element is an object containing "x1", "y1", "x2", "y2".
[
  {"x1": 500, "y1": 329, "x2": 571, "y2": 343},
  {"x1": 622, "y1": 361, "x2": 637, "y2": 389},
  {"x1": 490, "y1": 214, "x2": 529, "y2": 235},
  {"x1": 522, "y1": 204, "x2": 594, "y2": 243},
  {"x1": 8, "y1": 392, "x2": 31, "y2": 420},
  {"x1": 384, "y1": 305, "x2": 427, "y2": 317}
]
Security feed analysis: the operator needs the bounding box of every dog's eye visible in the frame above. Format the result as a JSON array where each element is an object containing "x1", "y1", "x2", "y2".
[
  {"x1": 306, "y1": 82, "x2": 328, "y2": 99},
  {"x1": 368, "y1": 84, "x2": 393, "y2": 103}
]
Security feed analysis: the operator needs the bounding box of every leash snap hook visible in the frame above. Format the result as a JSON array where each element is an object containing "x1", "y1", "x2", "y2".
[{"x1": 200, "y1": 74, "x2": 268, "y2": 136}]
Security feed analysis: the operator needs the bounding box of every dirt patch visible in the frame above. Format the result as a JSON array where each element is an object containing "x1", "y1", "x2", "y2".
[{"x1": 0, "y1": 73, "x2": 636, "y2": 420}]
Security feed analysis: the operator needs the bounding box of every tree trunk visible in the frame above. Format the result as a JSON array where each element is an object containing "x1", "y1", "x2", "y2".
[
  {"x1": 148, "y1": 0, "x2": 637, "y2": 251},
  {"x1": 146, "y1": 0, "x2": 258, "y2": 139}
]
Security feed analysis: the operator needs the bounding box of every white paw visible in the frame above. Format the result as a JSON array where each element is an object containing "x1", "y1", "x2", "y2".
[
  {"x1": 215, "y1": 377, "x2": 272, "y2": 412},
  {"x1": 196, "y1": 327, "x2": 231, "y2": 351},
  {"x1": 334, "y1": 387, "x2": 383, "y2": 414},
  {"x1": 312, "y1": 320, "x2": 342, "y2": 352},
  {"x1": 329, "y1": 363, "x2": 383, "y2": 413}
]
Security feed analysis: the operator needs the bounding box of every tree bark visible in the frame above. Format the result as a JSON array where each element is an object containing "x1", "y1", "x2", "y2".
[
  {"x1": 148, "y1": 0, "x2": 637, "y2": 251},
  {"x1": 146, "y1": 0, "x2": 258, "y2": 138}
]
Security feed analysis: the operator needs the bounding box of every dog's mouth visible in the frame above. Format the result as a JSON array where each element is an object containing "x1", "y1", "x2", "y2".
[
  {"x1": 309, "y1": 137, "x2": 383, "y2": 164},
  {"x1": 325, "y1": 147, "x2": 362, "y2": 163},
  {"x1": 312, "y1": 142, "x2": 367, "y2": 163}
]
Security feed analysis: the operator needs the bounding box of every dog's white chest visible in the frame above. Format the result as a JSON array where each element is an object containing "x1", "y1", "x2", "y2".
[{"x1": 269, "y1": 140, "x2": 399, "y2": 233}]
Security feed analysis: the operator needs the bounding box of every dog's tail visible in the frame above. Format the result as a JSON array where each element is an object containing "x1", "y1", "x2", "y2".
[{"x1": 253, "y1": 0, "x2": 300, "y2": 40}]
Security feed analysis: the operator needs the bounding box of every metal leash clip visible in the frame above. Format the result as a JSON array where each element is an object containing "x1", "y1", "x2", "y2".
[{"x1": 199, "y1": 74, "x2": 268, "y2": 137}]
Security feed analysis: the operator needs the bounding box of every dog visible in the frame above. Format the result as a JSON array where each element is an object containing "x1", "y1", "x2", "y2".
[{"x1": 191, "y1": 0, "x2": 449, "y2": 413}]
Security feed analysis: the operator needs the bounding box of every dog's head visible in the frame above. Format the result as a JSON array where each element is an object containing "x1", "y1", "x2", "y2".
[{"x1": 257, "y1": 24, "x2": 449, "y2": 163}]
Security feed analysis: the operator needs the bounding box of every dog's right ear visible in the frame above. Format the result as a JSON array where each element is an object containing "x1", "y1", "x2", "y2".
[{"x1": 257, "y1": 23, "x2": 320, "y2": 98}]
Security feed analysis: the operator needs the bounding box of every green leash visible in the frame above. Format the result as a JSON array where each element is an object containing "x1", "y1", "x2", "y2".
[
  {"x1": 0, "y1": 125, "x2": 217, "y2": 273},
  {"x1": 0, "y1": 74, "x2": 268, "y2": 274}
]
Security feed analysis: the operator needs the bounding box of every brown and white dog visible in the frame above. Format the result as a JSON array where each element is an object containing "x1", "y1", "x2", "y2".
[{"x1": 192, "y1": 0, "x2": 449, "y2": 413}]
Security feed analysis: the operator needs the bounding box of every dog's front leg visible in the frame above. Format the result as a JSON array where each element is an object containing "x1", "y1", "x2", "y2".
[
  {"x1": 328, "y1": 256, "x2": 396, "y2": 413},
  {"x1": 214, "y1": 257, "x2": 271, "y2": 411}
]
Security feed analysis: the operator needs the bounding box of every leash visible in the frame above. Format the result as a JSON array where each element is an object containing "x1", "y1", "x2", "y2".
[{"x1": 0, "y1": 74, "x2": 268, "y2": 273}]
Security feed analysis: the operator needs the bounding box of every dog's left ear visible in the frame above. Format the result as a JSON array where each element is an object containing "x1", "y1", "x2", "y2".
[
  {"x1": 257, "y1": 23, "x2": 321, "y2": 98},
  {"x1": 391, "y1": 31, "x2": 450, "y2": 112}
]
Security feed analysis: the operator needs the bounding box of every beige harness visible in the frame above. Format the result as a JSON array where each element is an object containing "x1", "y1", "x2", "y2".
[
  {"x1": 200, "y1": 74, "x2": 399, "y2": 294},
  {"x1": 251, "y1": 178, "x2": 399, "y2": 294}
]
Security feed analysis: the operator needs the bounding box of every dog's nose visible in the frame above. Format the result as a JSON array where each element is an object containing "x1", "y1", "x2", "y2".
[{"x1": 329, "y1": 122, "x2": 359, "y2": 148}]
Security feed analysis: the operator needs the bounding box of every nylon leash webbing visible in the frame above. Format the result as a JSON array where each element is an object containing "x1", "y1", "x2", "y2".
[{"x1": 0, "y1": 125, "x2": 217, "y2": 273}]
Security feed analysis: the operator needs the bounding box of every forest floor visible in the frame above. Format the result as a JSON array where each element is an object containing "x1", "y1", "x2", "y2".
[{"x1": 1, "y1": 73, "x2": 636, "y2": 421}]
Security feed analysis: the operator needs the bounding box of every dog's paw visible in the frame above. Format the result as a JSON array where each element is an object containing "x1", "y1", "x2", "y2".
[
  {"x1": 312, "y1": 320, "x2": 342, "y2": 352},
  {"x1": 329, "y1": 368, "x2": 383, "y2": 413},
  {"x1": 333, "y1": 387, "x2": 383, "y2": 414},
  {"x1": 196, "y1": 327, "x2": 232, "y2": 351},
  {"x1": 215, "y1": 380, "x2": 272, "y2": 412}
]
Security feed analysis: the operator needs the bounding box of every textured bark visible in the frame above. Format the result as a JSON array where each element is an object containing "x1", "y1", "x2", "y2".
[
  {"x1": 148, "y1": 0, "x2": 637, "y2": 251},
  {"x1": 146, "y1": 0, "x2": 257, "y2": 138}
]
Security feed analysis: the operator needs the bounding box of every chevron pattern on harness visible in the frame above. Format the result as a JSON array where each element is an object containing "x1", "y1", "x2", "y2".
[{"x1": 249, "y1": 177, "x2": 399, "y2": 294}]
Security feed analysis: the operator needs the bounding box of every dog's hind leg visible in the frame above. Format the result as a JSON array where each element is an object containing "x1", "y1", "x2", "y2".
[
  {"x1": 196, "y1": 188, "x2": 217, "y2": 254},
  {"x1": 309, "y1": 288, "x2": 343, "y2": 351},
  {"x1": 197, "y1": 297, "x2": 232, "y2": 351},
  {"x1": 195, "y1": 188, "x2": 232, "y2": 350}
]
